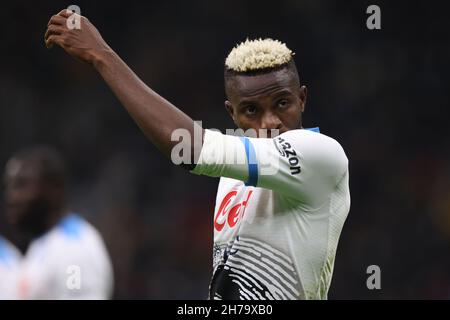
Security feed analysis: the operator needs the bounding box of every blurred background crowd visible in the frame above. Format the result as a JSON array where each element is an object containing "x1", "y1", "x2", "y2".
[{"x1": 0, "y1": 0, "x2": 449, "y2": 299}]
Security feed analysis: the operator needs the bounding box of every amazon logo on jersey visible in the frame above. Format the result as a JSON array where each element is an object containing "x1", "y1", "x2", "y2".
[{"x1": 274, "y1": 137, "x2": 301, "y2": 175}]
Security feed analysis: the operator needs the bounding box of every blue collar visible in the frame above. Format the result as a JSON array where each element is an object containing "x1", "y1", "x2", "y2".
[{"x1": 305, "y1": 127, "x2": 320, "y2": 133}]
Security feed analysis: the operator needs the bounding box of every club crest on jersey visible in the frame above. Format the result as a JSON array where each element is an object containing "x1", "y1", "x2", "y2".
[
  {"x1": 214, "y1": 190, "x2": 253, "y2": 232},
  {"x1": 273, "y1": 137, "x2": 301, "y2": 175}
]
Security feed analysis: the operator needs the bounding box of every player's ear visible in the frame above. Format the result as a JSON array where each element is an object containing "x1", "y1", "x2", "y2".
[
  {"x1": 298, "y1": 85, "x2": 307, "y2": 113},
  {"x1": 225, "y1": 101, "x2": 237, "y2": 124}
]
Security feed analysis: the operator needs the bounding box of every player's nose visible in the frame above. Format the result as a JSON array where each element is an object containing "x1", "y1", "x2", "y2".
[{"x1": 260, "y1": 111, "x2": 282, "y2": 135}]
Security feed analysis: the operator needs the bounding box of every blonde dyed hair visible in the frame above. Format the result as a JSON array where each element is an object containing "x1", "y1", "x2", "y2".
[{"x1": 225, "y1": 38, "x2": 294, "y2": 72}]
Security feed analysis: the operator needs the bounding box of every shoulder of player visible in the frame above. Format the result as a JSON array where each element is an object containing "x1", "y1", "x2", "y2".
[
  {"x1": 52, "y1": 213, "x2": 105, "y2": 246},
  {"x1": 278, "y1": 129, "x2": 349, "y2": 175},
  {"x1": 278, "y1": 128, "x2": 340, "y2": 145},
  {"x1": 0, "y1": 235, "x2": 11, "y2": 248},
  {"x1": 0, "y1": 235, "x2": 21, "y2": 265},
  {"x1": 276, "y1": 129, "x2": 345, "y2": 157}
]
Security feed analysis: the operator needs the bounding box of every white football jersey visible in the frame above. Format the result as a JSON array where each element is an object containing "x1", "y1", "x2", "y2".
[
  {"x1": 192, "y1": 128, "x2": 350, "y2": 300},
  {"x1": 0, "y1": 214, "x2": 113, "y2": 300}
]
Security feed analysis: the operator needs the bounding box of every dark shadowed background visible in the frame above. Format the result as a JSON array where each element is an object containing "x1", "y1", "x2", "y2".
[{"x1": 0, "y1": 0, "x2": 449, "y2": 299}]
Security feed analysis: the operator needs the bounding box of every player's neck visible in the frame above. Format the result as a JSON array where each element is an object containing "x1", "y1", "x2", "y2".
[{"x1": 12, "y1": 209, "x2": 66, "y2": 255}]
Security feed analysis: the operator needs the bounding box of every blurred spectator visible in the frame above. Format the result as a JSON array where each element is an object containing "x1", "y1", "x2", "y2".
[{"x1": 0, "y1": 146, "x2": 113, "y2": 299}]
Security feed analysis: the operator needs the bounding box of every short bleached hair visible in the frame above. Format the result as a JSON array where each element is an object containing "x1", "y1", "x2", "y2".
[{"x1": 225, "y1": 38, "x2": 294, "y2": 73}]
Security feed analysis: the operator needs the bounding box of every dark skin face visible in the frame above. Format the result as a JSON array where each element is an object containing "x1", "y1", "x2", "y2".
[
  {"x1": 225, "y1": 68, "x2": 307, "y2": 137},
  {"x1": 4, "y1": 158, "x2": 65, "y2": 238}
]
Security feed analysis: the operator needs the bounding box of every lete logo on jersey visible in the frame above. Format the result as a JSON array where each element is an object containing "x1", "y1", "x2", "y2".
[{"x1": 214, "y1": 190, "x2": 253, "y2": 232}]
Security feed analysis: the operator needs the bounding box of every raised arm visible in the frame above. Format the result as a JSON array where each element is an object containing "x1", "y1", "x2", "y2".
[{"x1": 44, "y1": 10, "x2": 202, "y2": 166}]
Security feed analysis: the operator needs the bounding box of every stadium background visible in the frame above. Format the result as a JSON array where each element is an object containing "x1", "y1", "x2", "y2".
[{"x1": 0, "y1": 0, "x2": 449, "y2": 299}]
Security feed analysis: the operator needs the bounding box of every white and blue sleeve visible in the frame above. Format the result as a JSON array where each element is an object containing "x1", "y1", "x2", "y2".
[{"x1": 192, "y1": 128, "x2": 348, "y2": 204}]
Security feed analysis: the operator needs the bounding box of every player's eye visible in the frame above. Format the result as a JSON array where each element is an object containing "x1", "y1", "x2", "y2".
[
  {"x1": 277, "y1": 99, "x2": 290, "y2": 109},
  {"x1": 244, "y1": 105, "x2": 258, "y2": 115}
]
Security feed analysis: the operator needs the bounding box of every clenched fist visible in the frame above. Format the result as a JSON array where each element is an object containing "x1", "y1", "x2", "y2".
[{"x1": 45, "y1": 9, "x2": 112, "y2": 66}]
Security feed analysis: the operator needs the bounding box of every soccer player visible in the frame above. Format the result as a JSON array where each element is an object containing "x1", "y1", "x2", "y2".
[
  {"x1": 45, "y1": 10, "x2": 350, "y2": 300},
  {"x1": 0, "y1": 146, "x2": 113, "y2": 299}
]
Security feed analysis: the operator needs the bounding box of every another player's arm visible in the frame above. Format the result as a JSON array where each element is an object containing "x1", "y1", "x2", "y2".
[{"x1": 44, "y1": 10, "x2": 202, "y2": 166}]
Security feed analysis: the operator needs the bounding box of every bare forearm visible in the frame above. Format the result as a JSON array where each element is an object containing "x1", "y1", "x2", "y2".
[
  {"x1": 93, "y1": 48, "x2": 199, "y2": 159},
  {"x1": 45, "y1": 10, "x2": 202, "y2": 163}
]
